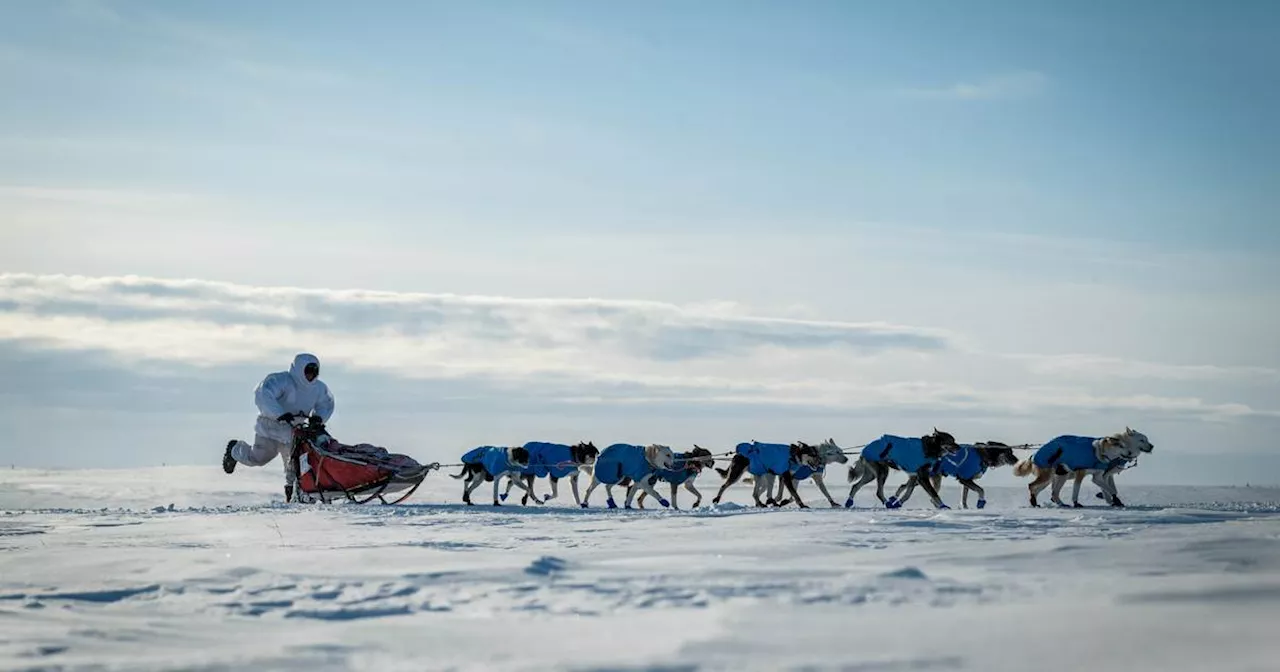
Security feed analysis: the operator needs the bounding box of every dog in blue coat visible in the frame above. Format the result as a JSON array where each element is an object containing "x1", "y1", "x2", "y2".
[
  {"x1": 498, "y1": 441, "x2": 600, "y2": 507},
  {"x1": 626, "y1": 446, "x2": 717, "y2": 509},
  {"x1": 1013, "y1": 428, "x2": 1153, "y2": 507},
  {"x1": 770, "y1": 439, "x2": 850, "y2": 508},
  {"x1": 580, "y1": 443, "x2": 676, "y2": 509},
  {"x1": 889, "y1": 441, "x2": 1019, "y2": 509},
  {"x1": 711, "y1": 441, "x2": 823, "y2": 507},
  {"x1": 843, "y1": 428, "x2": 959, "y2": 509},
  {"x1": 451, "y1": 445, "x2": 531, "y2": 506}
]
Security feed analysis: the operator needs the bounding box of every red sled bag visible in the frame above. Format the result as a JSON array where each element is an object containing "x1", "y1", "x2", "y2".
[{"x1": 288, "y1": 418, "x2": 438, "y2": 504}]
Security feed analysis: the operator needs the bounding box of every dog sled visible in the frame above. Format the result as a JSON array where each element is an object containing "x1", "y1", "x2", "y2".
[{"x1": 288, "y1": 417, "x2": 440, "y2": 505}]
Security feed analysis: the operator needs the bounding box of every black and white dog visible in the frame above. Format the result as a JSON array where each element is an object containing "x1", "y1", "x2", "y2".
[
  {"x1": 771, "y1": 439, "x2": 850, "y2": 508},
  {"x1": 711, "y1": 442, "x2": 823, "y2": 508},
  {"x1": 626, "y1": 446, "x2": 718, "y2": 509},
  {"x1": 844, "y1": 428, "x2": 960, "y2": 509},
  {"x1": 499, "y1": 441, "x2": 601, "y2": 507},
  {"x1": 451, "y1": 446, "x2": 532, "y2": 506},
  {"x1": 888, "y1": 441, "x2": 1019, "y2": 509}
]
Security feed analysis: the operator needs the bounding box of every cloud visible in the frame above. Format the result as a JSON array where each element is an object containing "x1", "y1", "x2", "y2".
[
  {"x1": 1013, "y1": 354, "x2": 1280, "y2": 384},
  {"x1": 896, "y1": 71, "x2": 1047, "y2": 100},
  {"x1": 0, "y1": 270, "x2": 949, "y2": 373},
  {"x1": 2, "y1": 273, "x2": 1275, "y2": 423}
]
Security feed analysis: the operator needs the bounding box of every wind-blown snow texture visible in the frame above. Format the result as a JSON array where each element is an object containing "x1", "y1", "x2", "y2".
[{"x1": 2, "y1": 466, "x2": 1279, "y2": 671}]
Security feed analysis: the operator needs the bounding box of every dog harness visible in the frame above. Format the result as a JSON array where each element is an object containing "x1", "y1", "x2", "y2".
[
  {"x1": 461, "y1": 446, "x2": 514, "y2": 475},
  {"x1": 519, "y1": 442, "x2": 580, "y2": 479},
  {"x1": 860, "y1": 435, "x2": 937, "y2": 474},
  {"x1": 735, "y1": 442, "x2": 794, "y2": 476},
  {"x1": 595, "y1": 444, "x2": 656, "y2": 485},
  {"x1": 1032, "y1": 435, "x2": 1117, "y2": 472}
]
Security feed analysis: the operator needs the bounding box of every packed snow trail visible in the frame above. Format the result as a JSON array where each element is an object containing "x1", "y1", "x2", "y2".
[{"x1": 2, "y1": 466, "x2": 1279, "y2": 671}]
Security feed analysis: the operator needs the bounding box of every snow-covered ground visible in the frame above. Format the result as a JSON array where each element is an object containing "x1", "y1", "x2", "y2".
[{"x1": 3, "y1": 465, "x2": 1279, "y2": 671}]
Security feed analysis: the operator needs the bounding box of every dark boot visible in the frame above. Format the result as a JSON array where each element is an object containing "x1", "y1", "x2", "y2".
[{"x1": 222, "y1": 441, "x2": 237, "y2": 474}]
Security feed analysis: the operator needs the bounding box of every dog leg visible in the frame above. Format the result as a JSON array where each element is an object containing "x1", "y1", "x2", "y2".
[
  {"x1": 462, "y1": 472, "x2": 484, "y2": 505},
  {"x1": 544, "y1": 476, "x2": 560, "y2": 504},
  {"x1": 635, "y1": 475, "x2": 669, "y2": 508},
  {"x1": 916, "y1": 467, "x2": 948, "y2": 509},
  {"x1": 520, "y1": 475, "x2": 538, "y2": 506},
  {"x1": 771, "y1": 473, "x2": 789, "y2": 507},
  {"x1": 892, "y1": 475, "x2": 918, "y2": 508},
  {"x1": 1027, "y1": 468, "x2": 1053, "y2": 507},
  {"x1": 845, "y1": 459, "x2": 878, "y2": 508},
  {"x1": 874, "y1": 465, "x2": 893, "y2": 508},
  {"x1": 501, "y1": 474, "x2": 518, "y2": 502},
  {"x1": 1071, "y1": 472, "x2": 1087, "y2": 507},
  {"x1": 1093, "y1": 470, "x2": 1123, "y2": 507},
  {"x1": 569, "y1": 473, "x2": 584, "y2": 507},
  {"x1": 685, "y1": 481, "x2": 702, "y2": 508},
  {"x1": 605, "y1": 484, "x2": 619, "y2": 509},
  {"x1": 782, "y1": 472, "x2": 808, "y2": 508},
  {"x1": 959, "y1": 478, "x2": 985, "y2": 509},
  {"x1": 581, "y1": 475, "x2": 602, "y2": 508},
  {"x1": 1049, "y1": 472, "x2": 1070, "y2": 507},
  {"x1": 751, "y1": 474, "x2": 768, "y2": 508},
  {"x1": 712, "y1": 456, "x2": 747, "y2": 505},
  {"x1": 811, "y1": 473, "x2": 840, "y2": 508},
  {"x1": 670, "y1": 482, "x2": 679, "y2": 510}
]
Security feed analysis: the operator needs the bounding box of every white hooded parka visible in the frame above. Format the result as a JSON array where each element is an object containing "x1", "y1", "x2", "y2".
[{"x1": 252, "y1": 353, "x2": 335, "y2": 443}]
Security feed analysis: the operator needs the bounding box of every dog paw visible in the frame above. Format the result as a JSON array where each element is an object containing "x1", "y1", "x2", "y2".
[
  {"x1": 659, "y1": 499, "x2": 670, "y2": 508},
  {"x1": 976, "y1": 499, "x2": 986, "y2": 509},
  {"x1": 885, "y1": 496, "x2": 899, "y2": 508},
  {"x1": 500, "y1": 493, "x2": 508, "y2": 501},
  {"x1": 580, "y1": 502, "x2": 588, "y2": 508},
  {"x1": 844, "y1": 498, "x2": 854, "y2": 508},
  {"x1": 1073, "y1": 503, "x2": 1083, "y2": 508},
  {"x1": 606, "y1": 499, "x2": 617, "y2": 509},
  {"x1": 936, "y1": 503, "x2": 950, "y2": 510}
]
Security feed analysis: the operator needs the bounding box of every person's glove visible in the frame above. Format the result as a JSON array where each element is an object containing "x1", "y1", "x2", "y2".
[{"x1": 277, "y1": 412, "x2": 297, "y2": 423}]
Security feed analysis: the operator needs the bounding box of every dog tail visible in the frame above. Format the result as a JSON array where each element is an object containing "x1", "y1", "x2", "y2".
[
  {"x1": 1012, "y1": 459, "x2": 1035, "y2": 478},
  {"x1": 715, "y1": 467, "x2": 730, "y2": 478},
  {"x1": 449, "y1": 466, "x2": 468, "y2": 479},
  {"x1": 847, "y1": 457, "x2": 866, "y2": 483}
]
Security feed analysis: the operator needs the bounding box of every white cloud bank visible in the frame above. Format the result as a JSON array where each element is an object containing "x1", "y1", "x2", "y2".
[{"x1": 1, "y1": 273, "x2": 1275, "y2": 420}]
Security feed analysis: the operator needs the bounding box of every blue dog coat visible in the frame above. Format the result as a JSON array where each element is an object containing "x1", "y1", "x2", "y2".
[
  {"x1": 520, "y1": 442, "x2": 579, "y2": 479},
  {"x1": 1032, "y1": 435, "x2": 1116, "y2": 471},
  {"x1": 736, "y1": 442, "x2": 792, "y2": 476},
  {"x1": 790, "y1": 463, "x2": 823, "y2": 480},
  {"x1": 935, "y1": 444, "x2": 985, "y2": 480},
  {"x1": 860, "y1": 435, "x2": 936, "y2": 474},
  {"x1": 461, "y1": 446, "x2": 514, "y2": 475},
  {"x1": 595, "y1": 444, "x2": 655, "y2": 485}
]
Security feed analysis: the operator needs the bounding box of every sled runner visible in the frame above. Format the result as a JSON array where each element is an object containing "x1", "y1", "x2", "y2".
[{"x1": 288, "y1": 417, "x2": 439, "y2": 505}]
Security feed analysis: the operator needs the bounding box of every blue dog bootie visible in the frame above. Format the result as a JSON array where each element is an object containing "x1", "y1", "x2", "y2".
[
  {"x1": 885, "y1": 496, "x2": 899, "y2": 509},
  {"x1": 659, "y1": 498, "x2": 671, "y2": 508},
  {"x1": 976, "y1": 499, "x2": 987, "y2": 509},
  {"x1": 500, "y1": 492, "x2": 508, "y2": 501},
  {"x1": 606, "y1": 498, "x2": 618, "y2": 509},
  {"x1": 844, "y1": 497, "x2": 855, "y2": 508}
]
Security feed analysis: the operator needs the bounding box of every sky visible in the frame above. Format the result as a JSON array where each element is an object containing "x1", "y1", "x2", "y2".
[{"x1": 2, "y1": 1, "x2": 1278, "y2": 484}]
